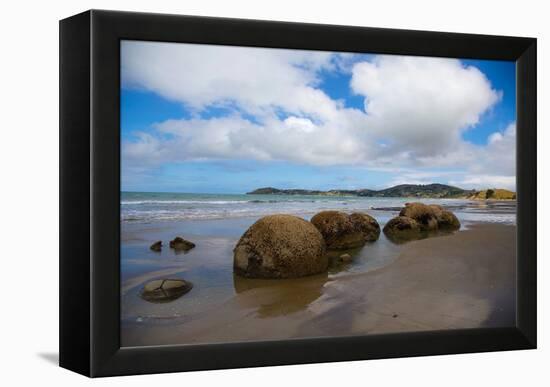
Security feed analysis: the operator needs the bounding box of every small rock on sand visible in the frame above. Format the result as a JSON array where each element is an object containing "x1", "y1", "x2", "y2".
[
  {"x1": 338, "y1": 253, "x2": 352, "y2": 263},
  {"x1": 169, "y1": 237, "x2": 196, "y2": 251}
]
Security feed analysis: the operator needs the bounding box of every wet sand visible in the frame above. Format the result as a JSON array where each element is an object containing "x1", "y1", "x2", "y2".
[{"x1": 121, "y1": 222, "x2": 516, "y2": 347}]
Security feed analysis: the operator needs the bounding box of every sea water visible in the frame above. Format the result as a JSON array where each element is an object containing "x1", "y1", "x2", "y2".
[{"x1": 121, "y1": 191, "x2": 516, "y2": 225}]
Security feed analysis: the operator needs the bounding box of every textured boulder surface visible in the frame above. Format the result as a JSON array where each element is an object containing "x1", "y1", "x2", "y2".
[
  {"x1": 234, "y1": 214, "x2": 327, "y2": 278},
  {"x1": 169, "y1": 237, "x2": 196, "y2": 251},
  {"x1": 429, "y1": 204, "x2": 461, "y2": 230},
  {"x1": 141, "y1": 279, "x2": 193, "y2": 303},
  {"x1": 311, "y1": 211, "x2": 380, "y2": 249},
  {"x1": 384, "y1": 203, "x2": 461, "y2": 243},
  {"x1": 383, "y1": 215, "x2": 422, "y2": 243},
  {"x1": 399, "y1": 202, "x2": 439, "y2": 231},
  {"x1": 350, "y1": 212, "x2": 381, "y2": 242}
]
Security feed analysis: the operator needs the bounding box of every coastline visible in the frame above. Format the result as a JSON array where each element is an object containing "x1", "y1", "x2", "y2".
[{"x1": 121, "y1": 221, "x2": 516, "y2": 347}]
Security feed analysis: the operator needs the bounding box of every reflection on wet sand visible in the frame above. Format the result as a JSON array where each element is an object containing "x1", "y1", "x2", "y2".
[
  {"x1": 383, "y1": 228, "x2": 456, "y2": 244},
  {"x1": 233, "y1": 273, "x2": 329, "y2": 318}
]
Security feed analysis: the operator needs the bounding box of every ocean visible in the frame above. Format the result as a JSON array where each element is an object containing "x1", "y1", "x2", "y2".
[
  {"x1": 121, "y1": 191, "x2": 516, "y2": 225},
  {"x1": 120, "y1": 191, "x2": 517, "y2": 346}
]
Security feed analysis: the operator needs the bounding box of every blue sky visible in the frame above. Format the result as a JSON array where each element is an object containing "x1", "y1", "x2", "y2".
[{"x1": 121, "y1": 41, "x2": 516, "y2": 193}]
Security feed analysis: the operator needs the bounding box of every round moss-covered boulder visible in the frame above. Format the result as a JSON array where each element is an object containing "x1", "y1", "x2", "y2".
[
  {"x1": 429, "y1": 204, "x2": 461, "y2": 230},
  {"x1": 233, "y1": 214, "x2": 327, "y2": 278},
  {"x1": 437, "y1": 210, "x2": 460, "y2": 230},
  {"x1": 350, "y1": 212, "x2": 381, "y2": 242},
  {"x1": 311, "y1": 211, "x2": 358, "y2": 249},
  {"x1": 140, "y1": 279, "x2": 193, "y2": 303},
  {"x1": 311, "y1": 210, "x2": 380, "y2": 249},
  {"x1": 383, "y1": 216, "x2": 422, "y2": 243},
  {"x1": 399, "y1": 202, "x2": 439, "y2": 231},
  {"x1": 169, "y1": 236, "x2": 195, "y2": 251}
]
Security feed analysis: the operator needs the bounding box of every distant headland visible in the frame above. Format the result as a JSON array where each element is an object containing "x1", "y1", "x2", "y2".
[{"x1": 247, "y1": 184, "x2": 516, "y2": 200}]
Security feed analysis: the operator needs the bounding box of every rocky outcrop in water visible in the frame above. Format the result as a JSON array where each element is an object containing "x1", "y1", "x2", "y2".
[
  {"x1": 383, "y1": 202, "x2": 460, "y2": 243},
  {"x1": 169, "y1": 237, "x2": 196, "y2": 251},
  {"x1": 149, "y1": 241, "x2": 162, "y2": 252}
]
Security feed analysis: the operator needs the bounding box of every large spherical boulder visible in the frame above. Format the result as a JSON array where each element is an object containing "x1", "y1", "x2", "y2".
[
  {"x1": 311, "y1": 210, "x2": 380, "y2": 249},
  {"x1": 233, "y1": 214, "x2": 327, "y2": 278},
  {"x1": 383, "y1": 215, "x2": 421, "y2": 238},
  {"x1": 429, "y1": 204, "x2": 461, "y2": 230},
  {"x1": 311, "y1": 211, "x2": 358, "y2": 249},
  {"x1": 350, "y1": 212, "x2": 381, "y2": 242},
  {"x1": 399, "y1": 202, "x2": 439, "y2": 231}
]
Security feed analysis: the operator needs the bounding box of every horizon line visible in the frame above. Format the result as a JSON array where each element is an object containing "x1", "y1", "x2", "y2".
[{"x1": 121, "y1": 183, "x2": 514, "y2": 195}]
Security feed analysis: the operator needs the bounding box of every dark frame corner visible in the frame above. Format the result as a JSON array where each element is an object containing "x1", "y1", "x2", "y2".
[{"x1": 60, "y1": 9, "x2": 537, "y2": 377}]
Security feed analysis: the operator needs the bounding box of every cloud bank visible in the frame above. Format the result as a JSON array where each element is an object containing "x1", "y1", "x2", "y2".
[{"x1": 121, "y1": 41, "x2": 515, "y2": 190}]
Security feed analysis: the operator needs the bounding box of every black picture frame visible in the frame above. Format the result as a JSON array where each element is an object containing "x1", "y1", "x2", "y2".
[{"x1": 59, "y1": 9, "x2": 537, "y2": 377}]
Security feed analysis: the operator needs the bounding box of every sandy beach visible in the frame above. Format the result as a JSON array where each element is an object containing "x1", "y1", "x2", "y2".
[{"x1": 121, "y1": 217, "x2": 516, "y2": 347}]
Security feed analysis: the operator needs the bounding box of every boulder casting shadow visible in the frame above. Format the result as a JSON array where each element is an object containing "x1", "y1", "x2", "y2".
[
  {"x1": 383, "y1": 202, "x2": 461, "y2": 243},
  {"x1": 310, "y1": 210, "x2": 380, "y2": 250},
  {"x1": 233, "y1": 214, "x2": 328, "y2": 279}
]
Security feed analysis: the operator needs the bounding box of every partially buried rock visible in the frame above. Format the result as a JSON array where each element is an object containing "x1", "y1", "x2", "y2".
[
  {"x1": 429, "y1": 204, "x2": 461, "y2": 230},
  {"x1": 399, "y1": 202, "x2": 439, "y2": 231},
  {"x1": 233, "y1": 214, "x2": 327, "y2": 279},
  {"x1": 141, "y1": 279, "x2": 193, "y2": 303},
  {"x1": 384, "y1": 203, "x2": 461, "y2": 243},
  {"x1": 383, "y1": 216, "x2": 422, "y2": 243},
  {"x1": 149, "y1": 241, "x2": 162, "y2": 252},
  {"x1": 169, "y1": 236, "x2": 195, "y2": 251},
  {"x1": 311, "y1": 210, "x2": 380, "y2": 250}
]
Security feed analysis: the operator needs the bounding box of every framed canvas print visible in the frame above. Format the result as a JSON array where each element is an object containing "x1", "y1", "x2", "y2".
[{"x1": 59, "y1": 10, "x2": 537, "y2": 377}]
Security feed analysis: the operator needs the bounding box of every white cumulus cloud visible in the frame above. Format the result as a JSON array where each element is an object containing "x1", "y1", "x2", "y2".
[
  {"x1": 350, "y1": 55, "x2": 501, "y2": 157},
  {"x1": 122, "y1": 41, "x2": 341, "y2": 121},
  {"x1": 121, "y1": 41, "x2": 515, "y2": 189}
]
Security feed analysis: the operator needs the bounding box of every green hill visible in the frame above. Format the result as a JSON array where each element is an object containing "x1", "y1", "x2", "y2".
[
  {"x1": 372, "y1": 184, "x2": 468, "y2": 198},
  {"x1": 247, "y1": 184, "x2": 516, "y2": 200}
]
